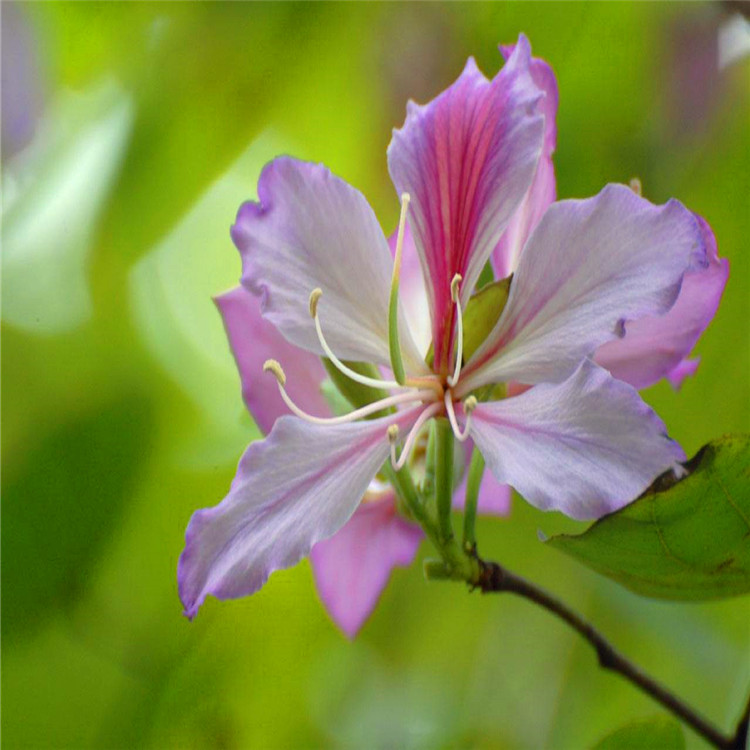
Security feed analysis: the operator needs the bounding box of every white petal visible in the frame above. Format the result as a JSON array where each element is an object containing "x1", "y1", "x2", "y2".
[
  {"x1": 469, "y1": 361, "x2": 685, "y2": 520},
  {"x1": 178, "y1": 408, "x2": 423, "y2": 618},
  {"x1": 232, "y1": 157, "x2": 427, "y2": 374},
  {"x1": 461, "y1": 183, "x2": 707, "y2": 392}
]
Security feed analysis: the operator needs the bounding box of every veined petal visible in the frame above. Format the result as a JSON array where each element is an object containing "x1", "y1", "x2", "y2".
[
  {"x1": 493, "y1": 46, "x2": 559, "y2": 279},
  {"x1": 310, "y1": 494, "x2": 422, "y2": 638},
  {"x1": 232, "y1": 157, "x2": 427, "y2": 375},
  {"x1": 461, "y1": 184, "x2": 707, "y2": 392},
  {"x1": 387, "y1": 34, "x2": 545, "y2": 372},
  {"x1": 594, "y1": 214, "x2": 728, "y2": 389},
  {"x1": 178, "y1": 407, "x2": 424, "y2": 618},
  {"x1": 468, "y1": 361, "x2": 685, "y2": 521},
  {"x1": 215, "y1": 285, "x2": 329, "y2": 434}
]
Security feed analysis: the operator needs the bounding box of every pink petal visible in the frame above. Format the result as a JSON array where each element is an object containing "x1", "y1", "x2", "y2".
[
  {"x1": 178, "y1": 407, "x2": 424, "y2": 618},
  {"x1": 469, "y1": 361, "x2": 685, "y2": 521},
  {"x1": 666, "y1": 357, "x2": 700, "y2": 389},
  {"x1": 461, "y1": 183, "x2": 707, "y2": 392},
  {"x1": 387, "y1": 34, "x2": 545, "y2": 373},
  {"x1": 232, "y1": 157, "x2": 427, "y2": 375},
  {"x1": 310, "y1": 494, "x2": 423, "y2": 638},
  {"x1": 594, "y1": 214, "x2": 728, "y2": 390},
  {"x1": 215, "y1": 286, "x2": 329, "y2": 434},
  {"x1": 494, "y1": 46, "x2": 559, "y2": 279}
]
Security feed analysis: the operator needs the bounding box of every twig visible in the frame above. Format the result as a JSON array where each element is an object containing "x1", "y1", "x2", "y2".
[{"x1": 476, "y1": 558, "x2": 749, "y2": 750}]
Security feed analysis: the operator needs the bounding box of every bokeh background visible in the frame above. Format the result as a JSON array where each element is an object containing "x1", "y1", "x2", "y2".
[{"x1": 2, "y1": 3, "x2": 749, "y2": 748}]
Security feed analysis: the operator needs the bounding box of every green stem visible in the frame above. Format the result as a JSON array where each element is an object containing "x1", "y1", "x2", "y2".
[
  {"x1": 462, "y1": 449, "x2": 485, "y2": 552},
  {"x1": 434, "y1": 418, "x2": 454, "y2": 545}
]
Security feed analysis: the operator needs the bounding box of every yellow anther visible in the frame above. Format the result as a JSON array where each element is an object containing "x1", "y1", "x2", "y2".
[
  {"x1": 400, "y1": 192, "x2": 411, "y2": 209},
  {"x1": 309, "y1": 288, "x2": 323, "y2": 318},
  {"x1": 387, "y1": 424, "x2": 400, "y2": 443},
  {"x1": 463, "y1": 395, "x2": 478, "y2": 414},
  {"x1": 629, "y1": 177, "x2": 642, "y2": 196},
  {"x1": 451, "y1": 273, "x2": 463, "y2": 303},
  {"x1": 263, "y1": 359, "x2": 286, "y2": 386}
]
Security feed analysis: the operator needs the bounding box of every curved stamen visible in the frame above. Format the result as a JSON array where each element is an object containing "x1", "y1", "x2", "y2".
[
  {"x1": 447, "y1": 273, "x2": 464, "y2": 387},
  {"x1": 309, "y1": 288, "x2": 404, "y2": 391},
  {"x1": 263, "y1": 359, "x2": 434, "y2": 426},
  {"x1": 444, "y1": 392, "x2": 477, "y2": 443},
  {"x1": 388, "y1": 193, "x2": 411, "y2": 385},
  {"x1": 389, "y1": 402, "x2": 443, "y2": 471}
]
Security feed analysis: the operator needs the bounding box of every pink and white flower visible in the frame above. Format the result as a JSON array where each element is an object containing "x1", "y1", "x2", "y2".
[{"x1": 178, "y1": 35, "x2": 724, "y2": 633}]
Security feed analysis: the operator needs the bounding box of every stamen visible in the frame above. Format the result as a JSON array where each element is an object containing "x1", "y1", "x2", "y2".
[
  {"x1": 444, "y1": 392, "x2": 476, "y2": 442},
  {"x1": 388, "y1": 193, "x2": 411, "y2": 385},
  {"x1": 447, "y1": 273, "x2": 464, "y2": 387},
  {"x1": 630, "y1": 177, "x2": 642, "y2": 196},
  {"x1": 264, "y1": 359, "x2": 434, "y2": 426},
  {"x1": 390, "y1": 402, "x2": 443, "y2": 471},
  {"x1": 309, "y1": 288, "x2": 404, "y2": 391}
]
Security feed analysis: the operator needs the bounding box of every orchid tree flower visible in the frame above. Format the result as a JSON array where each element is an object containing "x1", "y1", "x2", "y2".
[{"x1": 178, "y1": 36, "x2": 715, "y2": 633}]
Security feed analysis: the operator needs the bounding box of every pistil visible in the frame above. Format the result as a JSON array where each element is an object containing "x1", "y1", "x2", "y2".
[
  {"x1": 387, "y1": 193, "x2": 411, "y2": 385},
  {"x1": 447, "y1": 273, "x2": 464, "y2": 387}
]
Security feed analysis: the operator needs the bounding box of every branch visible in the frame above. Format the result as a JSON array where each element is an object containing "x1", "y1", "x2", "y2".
[{"x1": 476, "y1": 558, "x2": 749, "y2": 750}]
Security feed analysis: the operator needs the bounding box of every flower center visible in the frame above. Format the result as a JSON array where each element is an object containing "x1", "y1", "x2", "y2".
[{"x1": 263, "y1": 193, "x2": 476, "y2": 473}]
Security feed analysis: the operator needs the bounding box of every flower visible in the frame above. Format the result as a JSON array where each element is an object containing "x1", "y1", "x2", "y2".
[{"x1": 178, "y1": 35, "x2": 722, "y2": 630}]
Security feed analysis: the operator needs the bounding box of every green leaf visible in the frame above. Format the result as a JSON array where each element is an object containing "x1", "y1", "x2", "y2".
[
  {"x1": 547, "y1": 435, "x2": 750, "y2": 601},
  {"x1": 591, "y1": 716, "x2": 685, "y2": 750}
]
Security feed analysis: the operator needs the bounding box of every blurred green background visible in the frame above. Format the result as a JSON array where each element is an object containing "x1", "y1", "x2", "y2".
[{"x1": 2, "y1": 3, "x2": 749, "y2": 748}]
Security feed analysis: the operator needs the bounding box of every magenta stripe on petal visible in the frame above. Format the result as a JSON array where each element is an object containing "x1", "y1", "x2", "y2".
[{"x1": 388, "y1": 34, "x2": 545, "y2": 374}]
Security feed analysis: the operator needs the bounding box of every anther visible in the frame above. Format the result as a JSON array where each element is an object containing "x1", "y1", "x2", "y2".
[
  {"x1": 629, "y1": 177, "x2": 642, "y2": 196},
  {"x1": 310, "y1": 286, "x2": 405, "y2": 391},
  {"x1": 451, "y1": 273, "x2": 462, "y2": 303},
  {"x1": 309, "y1": 288, "x2": 323, "y2": 318},
  {"x1": 444, "y1": 391, "x2": 473, "y2": 442},
  {"x1": 387, "y1": 424, "x2": 400, "y2": 443},
  {"x1": 263, "y1": 359, "x2": 286, "y2": 386}
]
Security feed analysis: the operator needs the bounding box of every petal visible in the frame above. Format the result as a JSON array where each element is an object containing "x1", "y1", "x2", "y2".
[
  {"x1": 493, "y1": 46, "x2": 559, "y2": 279},
  {"x1": 666, "y1": 357, "x2": 700, "y2": 389},
  {"x1": 452, "y1": 458, "x2": 512, "y2": 516},
  {"x1": 232, "y1": 157, "x2": 427, "y2": 374},
  {"x1": 468, "y1": 361, "x2": 685, "y2": 521},
  {"x1": 461, "y1": 183, "x2": 707, "y2": 392},
  {"x1": 594, "y1": 214, "x2": 728, "y2": 389},
  {"x1": 178, "y1": 407, "x2": 423, "y2": 618},
  {"x1": 387, "y1": 34, "x2": 545, "y2": 371},
  {"x1": 310, "y1": 494, "x2": 422, "y2": 638},
  {"x1": 215, "y1": 286, "x2": 329, "y2": 434}
]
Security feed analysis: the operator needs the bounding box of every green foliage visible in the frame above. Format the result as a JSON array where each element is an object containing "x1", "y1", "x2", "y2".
[
  {"x1": 591, "y1": 716, "x2": 685, "y2": 750},
  {"x1": 547, "y1": 436, "x2": 750, "y2": 600}
]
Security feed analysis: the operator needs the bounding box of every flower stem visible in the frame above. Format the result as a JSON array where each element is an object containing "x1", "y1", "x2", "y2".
[
  {"x1": 462, "y1": 449, "x2": 484, "y2": 552},
  {"x1": 475, "y1": 557, "x2": 749, "y2": 750},
  {"x1": 434, "y1": 417, "x2": 454, "y2": 546}
]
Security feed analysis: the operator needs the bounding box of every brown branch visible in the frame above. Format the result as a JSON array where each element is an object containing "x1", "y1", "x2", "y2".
[{"x1": 476, "y1": 558, "x2": 749, "y2": 750}]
